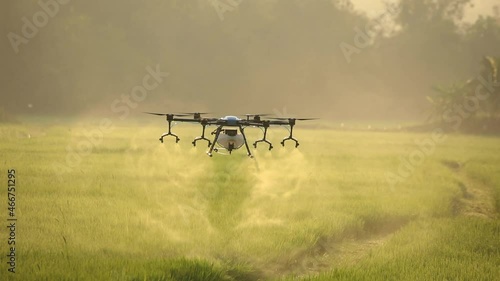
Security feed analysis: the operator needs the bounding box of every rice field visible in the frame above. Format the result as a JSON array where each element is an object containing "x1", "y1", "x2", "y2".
[{"x1": 0, "y1": 119, "x2": 498, "y2": 280}]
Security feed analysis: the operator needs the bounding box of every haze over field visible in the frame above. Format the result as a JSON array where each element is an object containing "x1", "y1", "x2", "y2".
[
  {"x1": 1, "y1": 0, "x2": 499, "y2": 121},
  {"x1": 1, "y1": 1, "x2": 500, "y2": 280}
]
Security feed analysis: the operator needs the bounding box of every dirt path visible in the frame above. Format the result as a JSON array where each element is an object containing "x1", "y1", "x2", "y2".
[
  {"x1": 262, "y1": 220, "x2": 409, "y2": 278},
  {"x1": 443, "y1": 160, "x2": 498, "y2": 220},
  {"x1": 259, "y1": 160, "x2": 497, "y2": 279}
]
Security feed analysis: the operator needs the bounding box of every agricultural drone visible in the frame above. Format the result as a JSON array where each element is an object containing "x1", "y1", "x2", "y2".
[{"x1": 144, "y1": 112, "x2": 316, "y2": 157}]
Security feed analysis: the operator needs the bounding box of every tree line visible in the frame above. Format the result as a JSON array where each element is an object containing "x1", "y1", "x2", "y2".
[{"x1": 2, "y1": 0, "x2": 499, "y2": 120}]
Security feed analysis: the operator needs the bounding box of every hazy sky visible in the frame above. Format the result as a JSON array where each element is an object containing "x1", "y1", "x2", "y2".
[{"x1": 350, "y1": 0, "x2": 498, "y2": 20}]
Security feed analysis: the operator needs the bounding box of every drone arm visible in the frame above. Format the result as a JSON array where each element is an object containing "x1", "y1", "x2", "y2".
[
  {"x1": 159, "y1": 119, "x2": 180, "y2": 143},
  {"x1": 267, "y1": 119, "x2": 300, "y2": 148},
  {"x1": 192, "y1": 120, "x2": 212, "y2": 147},
  {"x1": 252, "y1": 120, "x2": 273, "y2": 151},
  {"x1": 280, "y1": 123, "x2": 299, "y2": 148}
]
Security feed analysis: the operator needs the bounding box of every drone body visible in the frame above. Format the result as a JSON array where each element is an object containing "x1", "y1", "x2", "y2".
[
  {"x1": 145, "y1": 112, "x2": 316, "y2": 157},
  {"x1": 216, "y1": 116, "x2": 245, "y2": 151}
]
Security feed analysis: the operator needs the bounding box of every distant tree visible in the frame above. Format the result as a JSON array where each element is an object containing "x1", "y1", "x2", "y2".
[
  {"x1": 427, "y1": 56, "x2": 500, "y2": 127},
  {"x1": 395, "y1": 0, "x2": 471, "y2": 28},
  {"x1": 463, "y1": 15, "x2": 500, "y2": 61},
  {"x1": 478, "y1": 56, "x2": 500, "y2": 116}
]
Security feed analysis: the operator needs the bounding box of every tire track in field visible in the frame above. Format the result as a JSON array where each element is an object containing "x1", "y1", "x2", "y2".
[
  {"x1": 442, "y1": 160, "x2": 498, "y2": 220},
  {"x1": 264, "y1": 218, "x2": 411, "y2": 278},
  {"x1": 273, "y1": 160, "x2": 496, "y2": 278},
  {"x1": 245, "y1": 150, "x2": 413, "y2": 279}
]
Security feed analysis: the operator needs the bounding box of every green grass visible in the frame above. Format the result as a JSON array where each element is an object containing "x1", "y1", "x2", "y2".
[
  {"x1": 285, "y1": 218, "x2": 500, "y2": 281},
  {"x1": 0, "y1": 120, "x2": 499, "y2": 280}
]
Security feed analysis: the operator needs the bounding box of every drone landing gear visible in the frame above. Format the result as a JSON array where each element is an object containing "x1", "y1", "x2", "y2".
[
  {"x1": 192, "y1": 123, "x2": 211, "y2": 147},
  {"x1": 207, "y1": 126, "x2": 222, "y2": 157},
  {"x1": 239, "y1": 126, "x2": 253, "y2": 158},
  {"x1": 253, "y1": 121, "x2": 273, "y2": 150},
  {"x1": 160, "y1": 120, "x2": 180, "y2": 143},
  {"x1": 254, "y1": 139, "x2": 273, "y2": 150},
  {"x1": 281, "y1": 136, "x2": 299, "y2": 148},
  {"x1": 280, "y1": 124, "x2": 299, "y2": 148}
]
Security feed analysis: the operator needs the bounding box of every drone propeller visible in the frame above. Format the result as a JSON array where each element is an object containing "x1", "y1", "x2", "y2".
[
  {"x1": 243, "y1": 113, "x2": 273, "y2": 121},
  {"x1": 271, "y1": 117, "x2": 319, "y2": 121},
  {"x1": 176, "y1": 112, "x2": 213, "y2": 120},
  {"x1": 143, "y1": 112, "x2": 191, "y2": 117},
  {"x1": 177, "y1": 112, "x2": 212, "y2": 115}
]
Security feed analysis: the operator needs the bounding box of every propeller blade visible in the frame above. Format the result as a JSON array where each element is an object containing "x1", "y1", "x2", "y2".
[
  {"x1": 271, "y1": 117, "x2": 318, "y2": 121},
  {"x1": 143, "y1": 112, "x2": 168, "y2": 116},
  {"x1": 177, "y1": 112, "x2": 212, "y2": 115},
  {"x1": 296, "y1": 118, "x2": 319, "y2": 121},
  {"x1": 269, "y1": 120, "x2": 290, "y2": 124},
  {"x1": 143, "y1": 112, "x2": 191, "y2": 117}
]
